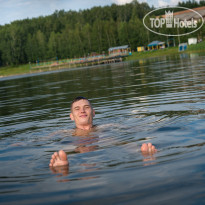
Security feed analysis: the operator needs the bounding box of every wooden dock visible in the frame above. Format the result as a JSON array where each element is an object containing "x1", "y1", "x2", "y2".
[{"x1": 30, "y1": 54, "x2": 127, "y2": 70}]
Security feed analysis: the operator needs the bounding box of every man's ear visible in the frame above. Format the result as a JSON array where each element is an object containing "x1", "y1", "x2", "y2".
[
  {"x1": 70, "y1": 113, "x2": 74, "y2": 121},
  {"x1": 92, "y1": 109, "x2": 95, "y2": 117}
]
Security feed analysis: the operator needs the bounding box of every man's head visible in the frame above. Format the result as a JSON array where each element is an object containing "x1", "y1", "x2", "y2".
[{"x1": 70, "y1": 97, "x2": 95, "y2": 130}]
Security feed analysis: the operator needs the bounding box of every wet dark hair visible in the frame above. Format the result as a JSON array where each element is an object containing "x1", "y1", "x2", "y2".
[{"x1": 70, "y1": 96, "x2": 91, "y2": 110}]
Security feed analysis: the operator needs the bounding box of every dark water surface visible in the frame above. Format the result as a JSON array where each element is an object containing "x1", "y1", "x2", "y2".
[{"x1": 0, "y1": 54, "x2": 205, "y2": 205}]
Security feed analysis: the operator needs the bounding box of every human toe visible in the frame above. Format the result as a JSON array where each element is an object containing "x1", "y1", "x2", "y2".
[
  {"x1": 59, "y1": 150, "x2": 67, "y2": 161},
  {"x1": 141, "y1": 143, "x2": 148, "y2": 152}
]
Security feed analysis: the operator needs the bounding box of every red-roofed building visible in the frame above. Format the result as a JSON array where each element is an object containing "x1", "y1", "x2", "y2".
[{"x1": 160, "y1": 6, "x2": 205, "y2": 21}]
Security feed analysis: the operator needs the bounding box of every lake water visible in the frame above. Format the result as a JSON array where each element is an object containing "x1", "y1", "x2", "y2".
[{"x1": 0, "y1": 53, "x2": 205, "y2": 205}]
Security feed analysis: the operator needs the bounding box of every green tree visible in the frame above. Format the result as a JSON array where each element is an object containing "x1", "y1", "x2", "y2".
[{"x1": 48, "y1": 31, "x2": 57, "y2": 59}]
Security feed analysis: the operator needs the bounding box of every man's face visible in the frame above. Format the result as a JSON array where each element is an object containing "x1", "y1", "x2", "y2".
[{"x1": 70, "y1": 99, "x2": 95, "y2": 128}]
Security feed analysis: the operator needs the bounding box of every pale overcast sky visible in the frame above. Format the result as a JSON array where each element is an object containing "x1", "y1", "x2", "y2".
[{"x1": 0, "y1": 0, "x2": 196, "y2": 25}]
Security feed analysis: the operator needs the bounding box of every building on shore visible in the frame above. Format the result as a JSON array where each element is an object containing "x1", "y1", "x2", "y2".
[
  {"x1": 137, "y1": 46, "x2": 145, "y2": 52},
  {"x1": 108, "y1": 45, "x2": 131, "y2": 56},
  {"x1": 159, "y1": 6, "x2": 205, "y2": 22},
  {"x1": 179, "y1": 43, "x2": 188, "y2": 52},
  {"x1": 147, "y1": 41, "x2": 166, "y2": 50},
  {"x1": 188, "y1": 38, "x2": 198, "y2": 45}
]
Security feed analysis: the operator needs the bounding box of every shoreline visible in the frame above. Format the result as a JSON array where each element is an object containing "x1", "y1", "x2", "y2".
[{"x1": 1, "y1": 45, "x2": 205, "y2": 79}]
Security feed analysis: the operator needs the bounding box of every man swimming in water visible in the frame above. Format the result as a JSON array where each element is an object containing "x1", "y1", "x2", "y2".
[{"x1": 49, "y1": 96, "x2": 157, "y2": 167}]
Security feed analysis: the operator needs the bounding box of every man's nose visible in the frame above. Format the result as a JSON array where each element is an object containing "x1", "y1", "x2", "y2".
[{"x1": 80, "y1": 107, "x2": 85, "y2": 112}]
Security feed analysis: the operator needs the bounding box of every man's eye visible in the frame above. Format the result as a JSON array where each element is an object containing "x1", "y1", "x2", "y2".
[{"x1": 75, "y1": 108, "x2": 80, "y2": 110}]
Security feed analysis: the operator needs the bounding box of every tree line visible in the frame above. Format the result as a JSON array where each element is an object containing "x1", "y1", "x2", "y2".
[
  {"x1": 0, "y1": 0, "x2": 204, "y2": 66},
  {"x1": 178, "y1": 0, "x2": 205, "y2": 8}
]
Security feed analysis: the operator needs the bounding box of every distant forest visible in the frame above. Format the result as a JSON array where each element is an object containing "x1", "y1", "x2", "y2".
[
  {"x1": 0, "y1": 0, "x2": 204, "y2": 66},
  {"x1": 178, "y1": 0, "x2": 205, "y2": 8}
]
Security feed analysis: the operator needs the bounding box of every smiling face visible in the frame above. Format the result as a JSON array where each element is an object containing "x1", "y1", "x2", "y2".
[{"x1": 70, "y1": 99, "x2": 95, "y2": 130}]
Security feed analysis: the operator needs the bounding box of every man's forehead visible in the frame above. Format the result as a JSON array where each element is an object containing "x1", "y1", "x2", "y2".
[{"x1": 72, "y1": 99, "x2": 91, "y2": 107}]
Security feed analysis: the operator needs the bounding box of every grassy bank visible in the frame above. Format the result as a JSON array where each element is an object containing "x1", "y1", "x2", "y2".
[
  {"x1": 1, "y1": 41, "x2": 205, "y2": 78},
  {"x1": 186, "y1": 40, "x2": 205, "y2": 52},
  {"x1": 0, "y1": 64, "x2": 30, "y2": 77},
  {"x1": 126, "y1": 41, "x2": 205, "y2": 61},
  {"x1": 125, "y1": 46, "x2": 179, "y2": 61},
  {"x1": 0, "y1": 62, "x2": 87, "y2": 78}
]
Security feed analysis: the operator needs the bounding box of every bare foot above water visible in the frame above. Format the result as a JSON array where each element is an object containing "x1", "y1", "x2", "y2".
[
  {"x1": 49, "y1": 150, "x2": 69, "y2": 167},
  {"x1": 141, "y1": 143, "x2": 157, "y2": 156}
]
